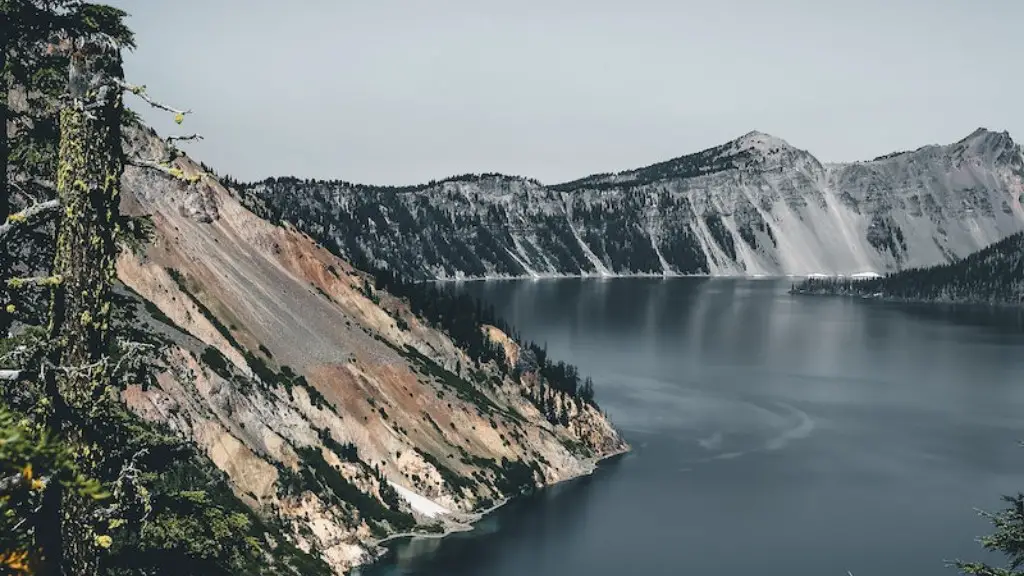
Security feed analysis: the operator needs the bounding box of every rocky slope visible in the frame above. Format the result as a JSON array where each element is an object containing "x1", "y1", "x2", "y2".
[
  {"x1": 791, "y1": 231, "x2": 1024, "y2": 305},
  {"x1": 241, "y1": 128, "x2": 1024, "y2": 280},
  {"x1": 115, "y1": 125, "x2": 626, "y2": 574}
]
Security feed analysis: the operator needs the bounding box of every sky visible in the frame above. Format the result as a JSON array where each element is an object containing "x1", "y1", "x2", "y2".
[{"x1": 107, "y1": 0, "x2": 1021, "y2": 186}]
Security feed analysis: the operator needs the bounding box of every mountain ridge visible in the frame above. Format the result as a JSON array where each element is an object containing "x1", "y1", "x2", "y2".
[{"x1": 240, "y1": 127, "x2": 1024, "y2": 281}]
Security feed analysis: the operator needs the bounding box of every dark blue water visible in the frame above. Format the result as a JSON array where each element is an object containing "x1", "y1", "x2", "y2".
[{"x1": 362, "y1": 278, "x2": 1024, "y2": 576}]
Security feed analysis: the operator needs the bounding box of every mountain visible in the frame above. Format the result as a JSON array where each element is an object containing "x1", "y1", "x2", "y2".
[
  {"x1": 790, "y1": 231, "x2": 1024, "y2": 304},
  {"x1": 111, "y1": 125, "x2": 626, "y2": 574},
  {"x1": 240, "y1": 128, "x2": 1024, "y2": 280}
]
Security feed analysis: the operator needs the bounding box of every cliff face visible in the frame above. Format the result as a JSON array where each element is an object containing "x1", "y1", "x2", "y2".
[
  {"x1": 115, "y1": 126, "x2": 626, "y2": 574},
  {"x1": 241, "y1": 128, "x2": 1024, "y2": 280}
]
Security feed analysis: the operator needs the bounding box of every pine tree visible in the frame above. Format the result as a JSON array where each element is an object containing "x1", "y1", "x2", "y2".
[{"x1": 952, "y1": 492, "x2": 1024, "y2": 576}]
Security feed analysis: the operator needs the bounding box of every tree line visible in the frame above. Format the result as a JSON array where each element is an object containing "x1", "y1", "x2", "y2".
[{"x1": 791, "y1": 231, "x2": 1024, "y2": 305}]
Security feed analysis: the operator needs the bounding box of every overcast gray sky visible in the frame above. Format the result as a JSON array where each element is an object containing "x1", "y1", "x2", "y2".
[{"x1": 108, "y1": 0, "x2": 1020, "y2": 186}]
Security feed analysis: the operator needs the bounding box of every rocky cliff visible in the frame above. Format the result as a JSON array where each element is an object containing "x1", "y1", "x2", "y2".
[
  {"x1": 114, "y1": 125, "x2": 626, "y2": 574},
  {"x1": 240, "y1": 128, "x2": 1024, "y2": 280}
]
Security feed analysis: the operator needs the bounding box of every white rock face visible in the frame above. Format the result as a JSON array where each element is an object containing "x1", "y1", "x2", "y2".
[
  {"x1": 245, "y1": 128, "x2": 1024, "y2": 280},
  {"x1": 389, "y1": 482, "x2": 451, "y2": 518}
]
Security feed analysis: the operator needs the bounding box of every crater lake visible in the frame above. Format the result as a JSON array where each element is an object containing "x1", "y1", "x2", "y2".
[{"x1": 359, "y1": 278, "x2": 1024, "y2": 576}]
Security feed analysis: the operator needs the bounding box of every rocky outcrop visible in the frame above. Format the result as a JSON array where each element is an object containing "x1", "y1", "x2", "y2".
[
  {"x1": 241, "y1": 128, "x2": 1024, "y2": 280},
  {"x1": 115, "y1": 125, "x2": 626, "y2": 574}
]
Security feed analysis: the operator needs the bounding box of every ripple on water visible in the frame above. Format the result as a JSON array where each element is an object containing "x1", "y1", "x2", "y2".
[{"x1": 604, "y1": 373, "x2": 816, "y2": 463}]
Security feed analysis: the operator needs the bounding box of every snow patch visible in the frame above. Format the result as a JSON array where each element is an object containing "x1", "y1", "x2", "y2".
[
  {"x1": 650, "y1": 234, "x2": 672, "y2": 275},
  {"x1": 567, "y1": 216, "x2": 612, "y2": 276},
  {"x1": 388, "y1": 482, "x2": 451, "y2": 518}
]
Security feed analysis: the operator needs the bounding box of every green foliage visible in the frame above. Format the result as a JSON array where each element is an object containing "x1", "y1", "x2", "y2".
[
  {"x1": 200, "y1": 346, "x2": 233, "y2": 381},
  {"x1": 951, "y1": 493, "x2": 1024, "y2": 576},
  {"x1": 0, "y1": 405, "x2": 106, "y2": 566},
  {"x1": 396, "y1": 343, "x2": 499, "y2": 414},
  {"x1": 316, "y1": 428, "x2": 358, "y2": 463},
  {"x1": 95, "y1": 436, "x2": 331, "y2": 576},
  {"x1": 792, "y1": 232, "x2": 1024, "y2": 304},
  {"x1": 293, "y1": 447, "x2": 415, "y2": 535},
  {"x1": 493, "y1": 457, "x2": 537, "y2": 496},
  {"x1": 117, "y1": 214, "x2": 156, "y2": 256}
]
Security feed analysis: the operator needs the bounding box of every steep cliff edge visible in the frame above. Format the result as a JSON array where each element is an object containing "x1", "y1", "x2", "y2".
[
  {"x1": 240, "y1": 128, "x2": 1024, "y2": 280},
  {"x1": 115, "y1": 125, "x2": 627, "y2": 574}
]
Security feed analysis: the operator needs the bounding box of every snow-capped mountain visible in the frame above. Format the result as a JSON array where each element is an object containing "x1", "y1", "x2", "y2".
[{"x1": 240, "y1": 128, "x2": 1024, "y2": 280}]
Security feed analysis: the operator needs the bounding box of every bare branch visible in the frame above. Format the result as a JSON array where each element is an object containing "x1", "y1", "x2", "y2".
[
  {"x1": 126, "y1": 158, "x2": 203, "y2": 184},
  {"x1": 110, "y1": 341, "x2": 157, "y2": 376},
  {"x1": 32, "y1": 341, "x2": 159, "y2": 382},
  {"x1": 6, "y1": 275, "x2": 64, "y2": 289},
  {"x1": 0, "y1": 200, "x2": 61, "y2": 240},
  {"x1": 166, "y1": 134, "x2": 203, "y2": 145},
  {"x1": 0, "y1": 370, "x2": 24, "y2": 382},
  {"x1": 117, "y1": 80, "x2": 190, "y2": 120}
]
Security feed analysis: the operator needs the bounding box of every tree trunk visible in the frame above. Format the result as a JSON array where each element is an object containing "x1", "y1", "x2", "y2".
[
  {"x1": 0, "y1": 8, "x2": 8, "y2": 223},
  {"x1": 0, "y1": 11, "x2": 11, "y2": 336},
  {"x1": 37, "y1": 47, "x2": 125, "y2": 576}
]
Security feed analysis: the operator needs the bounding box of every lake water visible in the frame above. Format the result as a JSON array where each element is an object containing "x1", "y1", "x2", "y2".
[{"x1": 362, "y1": 278, "x2": 1024, "y2": 576}]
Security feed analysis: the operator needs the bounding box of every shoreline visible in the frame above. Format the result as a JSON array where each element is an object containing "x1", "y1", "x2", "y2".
[
  {"x1": 363, "y1": 444, "x2": 631, "y2": 563},
  {"x1": 427, "y1": 272, "x2": 878, "y2": 284},
  {"x1": 789, "y1": 290, "x2": 1024, "y2": 309}
]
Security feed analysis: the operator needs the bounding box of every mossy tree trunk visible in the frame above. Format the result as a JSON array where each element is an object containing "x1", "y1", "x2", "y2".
[
  {"x1": 0, "y1": 8, "x2": 10, "y2": 336},
  {"x1": 37, "y1": 47, "x2": 125, "y2": 575},
  {"x1": 0, "y1": 4, "x2": 8, "y2": 223}
]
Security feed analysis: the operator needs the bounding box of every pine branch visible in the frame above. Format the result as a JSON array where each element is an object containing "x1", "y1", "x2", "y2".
[{"x1": 0, "y1": 200, "x2": 61, "y2": 241}]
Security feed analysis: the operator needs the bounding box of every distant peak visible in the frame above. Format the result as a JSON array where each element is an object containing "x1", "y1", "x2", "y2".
[
  {"x1": 960, "y1": 126, "x2": 1012, "y2": 142},
  {"x1": 967, "y1": 126, "x2": 998, "y2": 137},
  {"x1": 728, "y1": 130, "x2": 796, "y2": 157},
  {"x1": 955, "y1": 127, "x2": 1017, "y2": 159}
]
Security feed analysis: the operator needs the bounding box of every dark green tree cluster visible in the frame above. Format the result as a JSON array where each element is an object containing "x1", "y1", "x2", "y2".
[
  {"x1": 370, "y1": 267, "x2": 510, "y2": 368},
  {"x1": 791, "y1": 231, "x2": 1024, "y2": 304},
  {"x1": 368, "y1": 267, "x2": 601, "y2": 407},
  {"x1": 525, "y1": 342, "x2": 593, "y2": 403},
  {"x1": 865, "y1": 213, "x2": 907, "y2": 263}
]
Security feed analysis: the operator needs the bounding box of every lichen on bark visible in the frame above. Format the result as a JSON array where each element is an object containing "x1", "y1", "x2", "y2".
[{"x1": 37, "y1": 46, "x2": 126, "y2": 575}]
